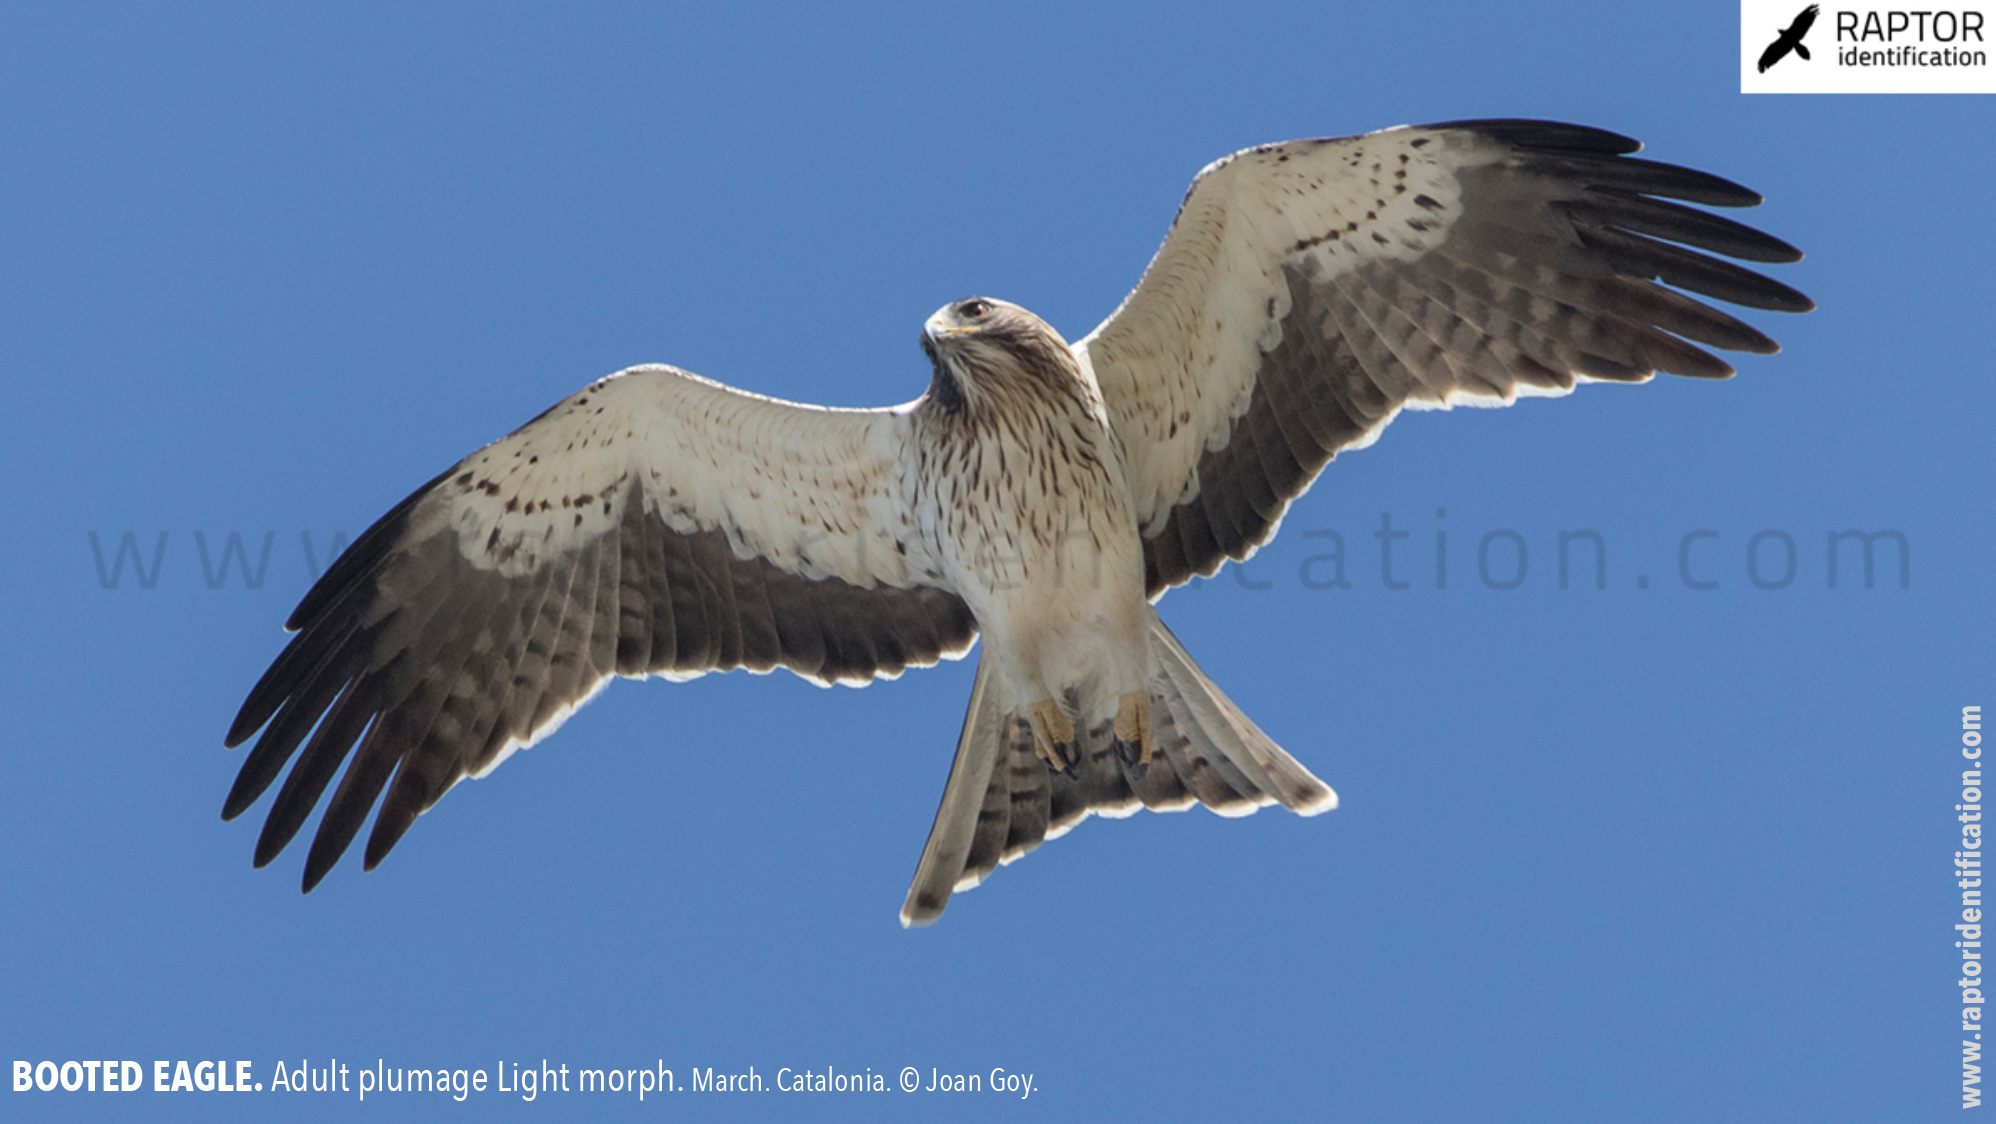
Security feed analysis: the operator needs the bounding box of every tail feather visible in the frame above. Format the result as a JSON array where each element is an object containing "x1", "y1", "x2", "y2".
[
  {"x1": 898, "y1": 607, "x2": 1336, "y2": 927},
  {"x1": 901, "y1": 660, "x2": 1005, "y2": 926},
  {"x1": 1146, "y1": 615, "x2": 1338, "y2": 814},
  {"x1": 1150, "y1": 670, "x2": 1262, "y2": 815},
  {"x1": 996, "y1": 715, "x2": 1052, "y2": 860}
]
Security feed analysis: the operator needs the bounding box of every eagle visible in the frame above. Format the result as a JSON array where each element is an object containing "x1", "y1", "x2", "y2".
[
  {"x1": 1759, "y1": 4, "x2": 1820, "y2": 72},
  {"x1": 223, "y1": 119, "x2": 1811, "y2": 925}
]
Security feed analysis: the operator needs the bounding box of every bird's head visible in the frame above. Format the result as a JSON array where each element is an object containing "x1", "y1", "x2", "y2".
[{"x1": 919, "y1": 297, "x2": 1087, "y2": 416}]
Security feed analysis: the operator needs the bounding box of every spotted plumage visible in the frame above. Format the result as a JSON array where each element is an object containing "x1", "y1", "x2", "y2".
[{"x1": 224, "y1": 119, "x2": 1810, "y2": 924}]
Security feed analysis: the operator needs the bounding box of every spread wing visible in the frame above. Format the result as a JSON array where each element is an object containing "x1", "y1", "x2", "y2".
[
  {"x1": 224, "y1": 367, "x2": 976, "y2": 890},
  {"x1": 1075, "y1": 119, "x2": 1813, "y2": 596}
]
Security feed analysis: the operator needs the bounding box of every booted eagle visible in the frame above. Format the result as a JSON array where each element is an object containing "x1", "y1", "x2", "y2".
[{"x1": 224, "y1": 120, "x2": 1811, "y2": 924}]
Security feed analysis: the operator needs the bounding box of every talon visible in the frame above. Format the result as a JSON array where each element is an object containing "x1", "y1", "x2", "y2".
[
  {"x1": 1113, "y1": 732, "x2": 1150, "y2": 781},
  {"x1": 1114, "y1": 692, "x2": 1154, "y2": 764},
  {"x1": 1029, "y1": 698, "x2": 1076, "y2": 770}
]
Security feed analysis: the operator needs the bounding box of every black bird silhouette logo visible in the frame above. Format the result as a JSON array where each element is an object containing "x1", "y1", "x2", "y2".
[{"x1": 1759, "y1": 4, "x2": 1820, "y2": 71}]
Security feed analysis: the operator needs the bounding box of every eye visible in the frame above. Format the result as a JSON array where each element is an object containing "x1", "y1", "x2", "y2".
[{"x1": 959, "y1": 299, "x2": 991, "y2": 319}]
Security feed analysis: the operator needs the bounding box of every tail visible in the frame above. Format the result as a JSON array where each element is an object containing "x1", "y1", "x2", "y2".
[{"x1": 899, "y1": 607, "x2": 1336, "y2": 926}]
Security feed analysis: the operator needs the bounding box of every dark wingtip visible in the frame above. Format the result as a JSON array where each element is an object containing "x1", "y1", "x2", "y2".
[
  {"x1": 223, "y1": 711, "x2": 260, "y2": 750},
  {"x1": 1423, "y1": 118, "x2": 1642, "y2": 156},
  {"x1": 1746, "y1": 277, "x2": 1815, "y2": 314},
  {"x1": 1789, "y1": 291, "x2": 1818, "y2": 314},
  {"x1": 1675, "y1": 357, "x2": 1740, "y2": 381},
  {"x1": 363, "y1": 805, "x2": 417, "y2": 871},
  {"x1": 301, "y1": 841, "x2": 340, "y2": 893},
  {"x1": 255, "y1": 795, "x2": 314, "y2": 870},
  {"x1": 252, "y1": 836, "x2": 283, "y2": 870},
  {"x1": 226, "y1": 674, "x2": 285, "y2": 750},
  {"x1": 283, "y1": 465, "x2": 450, "y2": 633},
  {"x1": 1606, "y1": 157, "x2": 1767, "y2": 208},
  {"x1": 220, "y1": 783, "x2": 255, "y2": 823},
  {"x1": 300, "y1": 771, "x2": 387, "y2": 892},
  {"x1": 1752, "y1": 233, "x2": 1804, "y2": 266},
  {"x1": 1736, "y1": 326, "x2": 1784, "y2": 355}
]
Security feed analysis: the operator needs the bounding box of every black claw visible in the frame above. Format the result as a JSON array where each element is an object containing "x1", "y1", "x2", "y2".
[{"x1": 1112, "y1": 738, "x2": 1149, "y2": 781}]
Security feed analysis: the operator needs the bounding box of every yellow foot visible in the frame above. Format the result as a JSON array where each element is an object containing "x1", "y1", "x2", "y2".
[
  {"x1": 1114, "y1": 692, "x2": 1155, "y2": 764},
  {"x1": 1029, "y1": 698, "x2": 1076, "y2": 770}
]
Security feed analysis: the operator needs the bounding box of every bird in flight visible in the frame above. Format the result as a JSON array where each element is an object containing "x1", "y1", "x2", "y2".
[
  {"x1": 224, "y1": 120, "x2": 1811, "y2": 925},
  {"x1": 1759, "y1": 4, "x2": 1820, "y2": 72}
]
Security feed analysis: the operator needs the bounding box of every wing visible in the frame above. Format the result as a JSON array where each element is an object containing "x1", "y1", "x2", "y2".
[
  {"x1": 1793, "y1": 5, "x2": 1819, "y2": 36},
  {"x1": 1075, "y1": 119, "x2": 1813, "y2": 596},
  {"x1": 1758, "y1": 38, "x2": 1791, "y2": 71},
  {"x1": 224, "y1": 366, "x2": 976, "y2": 890}
]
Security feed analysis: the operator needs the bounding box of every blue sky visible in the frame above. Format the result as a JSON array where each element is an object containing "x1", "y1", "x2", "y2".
[{"x1": 2, "y1": 2, "x2": 1986, "y2": 1121}]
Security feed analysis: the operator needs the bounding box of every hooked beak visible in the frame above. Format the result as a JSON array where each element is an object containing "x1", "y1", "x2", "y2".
[{"x1": 920, "y1": 314, "x2": 968, "y2": 363}]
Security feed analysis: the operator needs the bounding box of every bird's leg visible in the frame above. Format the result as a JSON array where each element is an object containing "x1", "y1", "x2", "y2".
[
  {"x1": 1113, "y1": 691, "x2": 1155, "y2": 764},
  {"x1": 1028, "y1": 698, "x2": 1076, "y2": 771}
]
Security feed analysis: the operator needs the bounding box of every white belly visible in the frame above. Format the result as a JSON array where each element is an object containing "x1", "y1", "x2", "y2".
[{"x1": 979, "y1": 529, "x2": 1150, "y2": 718}]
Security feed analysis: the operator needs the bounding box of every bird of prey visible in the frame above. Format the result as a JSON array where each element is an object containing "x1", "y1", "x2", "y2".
[
  {"x1": 223, "y1": 119, "x2": 1811, "y2": 925},
  {"x1": 1759, "y1": 5, "x2": 1820, "y2": 72}
]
